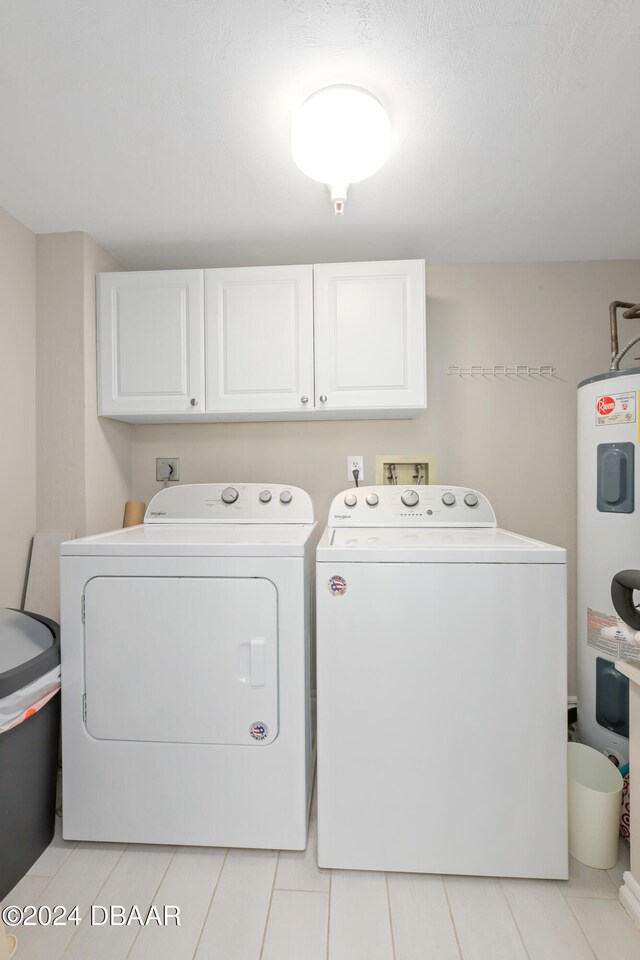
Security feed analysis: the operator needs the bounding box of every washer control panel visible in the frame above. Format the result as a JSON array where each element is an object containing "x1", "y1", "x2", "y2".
[
  {"x1": 145, "y1": 483, "x2": 314, "y2": 524},
  {"x1": 330, "y1": 485, "x2": 496, "y2": 527}
]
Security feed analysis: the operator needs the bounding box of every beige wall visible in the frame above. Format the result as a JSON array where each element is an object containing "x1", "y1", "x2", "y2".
[
  {"x1": 82, "y1": 234, "x2": 131, "y2": 535},
  {"x1": 36, "y1": 232, "x2": 130, "y2": 538},
  {"x1": 130, "y1": 260, "x2": 640, "y2": 695},
  {"x1": 0, "y1": 207, "x2": 36, "y2": 606},
  {"x1": 36, "y1": 232, "x2": 86, "y2": 536}
]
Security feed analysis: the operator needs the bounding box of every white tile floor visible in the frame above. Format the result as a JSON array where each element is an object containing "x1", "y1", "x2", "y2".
[{"x1": 4, "y1": 797, "x2": 640, "y2": 960}]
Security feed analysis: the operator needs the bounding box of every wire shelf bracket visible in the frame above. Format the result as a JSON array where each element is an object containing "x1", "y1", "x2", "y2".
[{"x1": 445, "y1": 364, "x2": 557, "y2": 378}]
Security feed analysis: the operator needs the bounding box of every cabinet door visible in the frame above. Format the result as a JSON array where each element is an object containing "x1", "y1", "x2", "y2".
[
  {"x1": 97, "y1": 270, "x2": 205, "y2": 416},
  {"x1": 205, "y1": 265, "x2": 314, "y2": 413},
  {"x1": 314, "y1": 260, "x2": 426, "y2": 411}
]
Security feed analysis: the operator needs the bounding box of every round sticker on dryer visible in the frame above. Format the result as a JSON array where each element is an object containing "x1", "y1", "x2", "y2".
[
  {"x1": 250, "y1": 722, "x2": 268, "y2": 741},
  {"x1": 328, "y1": 575, "x2": 347, "y2": 595}
]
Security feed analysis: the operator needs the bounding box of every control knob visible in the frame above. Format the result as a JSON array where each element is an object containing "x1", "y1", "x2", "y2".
[
  {"x1": 280, "y1": 490, "x2": 293, "y2": 504},
  {"x1": 221, "y1": 487, "x2": 239, "y2": 504},
  {"x1": 401, "y1": 490, "x2": 419, "y2": 507},
  {"x1": 442, "y1": 492, "x2": 456, "y2": 506},
  {"x1": 366, "y1": 493, "x2": 379, "y2": 507},
  {"x1": 344, "y1": 493, "x2": 357, "y2": 507},
  {"x1": 259, "y1": 490, "x2": 272, "y2": 503},
  {"x1": 464, "y1": 492, "x2": 479, "y2": 507}
]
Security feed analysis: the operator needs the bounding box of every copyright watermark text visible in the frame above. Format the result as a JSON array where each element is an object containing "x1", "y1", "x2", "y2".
[{"x1": 1, "y1": 904, "x2": 180, "y2": 927}]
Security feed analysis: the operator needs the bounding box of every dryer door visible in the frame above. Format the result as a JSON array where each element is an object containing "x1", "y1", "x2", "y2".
[{"x1": 83, "y1": 576, "x2": 278, "y2": 745}]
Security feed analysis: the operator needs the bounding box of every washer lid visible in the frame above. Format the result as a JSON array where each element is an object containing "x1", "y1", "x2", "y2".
[
  {"x1": 317, "y1": 526, "x2": 566, "y2": 563},
  {"x1": 61, "y1": 522, "x2": 316, "y2": 557}
]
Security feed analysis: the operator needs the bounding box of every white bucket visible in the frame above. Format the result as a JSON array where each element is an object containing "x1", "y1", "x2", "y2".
[{"x1": 568, "y1": 742, "x2": 623, "y2": 869}]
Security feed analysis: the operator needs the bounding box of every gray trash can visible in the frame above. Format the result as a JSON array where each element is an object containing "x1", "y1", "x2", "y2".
[{"x1": 0, "y1": 609, "x2": 60, "y2": 900}]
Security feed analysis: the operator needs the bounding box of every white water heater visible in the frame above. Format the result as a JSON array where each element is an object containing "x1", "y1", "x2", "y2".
[{"x1": 577, "y1": 368, "x2": 640, "y2": 764}]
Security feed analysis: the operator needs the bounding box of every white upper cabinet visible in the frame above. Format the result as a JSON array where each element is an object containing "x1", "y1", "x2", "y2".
[
  {"x1": 205, "y1": 266, "x2": 314, "y2": 413},
  {"x1": 313, "y1": 260, "x2": 426, "y2": 412},
  {"x1": 97, "y1": 270, "x2": 205, "y2": 417},
  {"x1": 96, "y1": 260, "x2": 426, "y2": 422}
]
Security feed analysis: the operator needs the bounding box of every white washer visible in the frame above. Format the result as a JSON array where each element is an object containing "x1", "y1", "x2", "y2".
[
  {"x1": 316, "y1": 485, "x2": 568, "y2": 878},
  {"x1": 61, "y1": 483, "x2": 317, "y2": 850}
]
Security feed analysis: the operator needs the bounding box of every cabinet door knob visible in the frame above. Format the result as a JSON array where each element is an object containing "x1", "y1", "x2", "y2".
[
  {"x1": 190, "y1": 398, "x2": 198, "y2": 406},
  {"x1": 301, "y1": 396, "x2": 309, "y2": 404},
  {"x1": 319, "y1": 394, "x2": 327, "y2": 404}
]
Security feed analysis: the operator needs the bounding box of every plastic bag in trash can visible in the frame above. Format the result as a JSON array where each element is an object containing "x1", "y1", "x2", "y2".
[{"x1": 0, "y1": 665, "x2": 60, "y2": 733}]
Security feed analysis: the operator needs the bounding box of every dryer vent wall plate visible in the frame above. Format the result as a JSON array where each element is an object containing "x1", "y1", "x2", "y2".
[
  {"x1": 156, "y1": 458, "x2": 180, "y2": 482},
  {"x1": 375, "y1": 455, "x2": 436, "y2": 485}
]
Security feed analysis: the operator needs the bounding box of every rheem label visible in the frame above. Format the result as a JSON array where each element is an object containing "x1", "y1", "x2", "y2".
[{"x1": 595, "y1": 392, "x2": 636, "y2": 426}]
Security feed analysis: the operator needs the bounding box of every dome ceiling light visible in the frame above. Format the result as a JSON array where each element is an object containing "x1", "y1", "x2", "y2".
[{"x1": 291, "y1": 84, "x2": 391, "y2": 215}]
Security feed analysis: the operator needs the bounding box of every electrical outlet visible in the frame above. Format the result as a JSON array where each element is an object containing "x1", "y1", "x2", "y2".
[
  {"x1": 156, "y1": 458, "x2": 180, "y2": 482},
  {"x1": 347, "y1": 456, "x2": 364, "y2": 483}
]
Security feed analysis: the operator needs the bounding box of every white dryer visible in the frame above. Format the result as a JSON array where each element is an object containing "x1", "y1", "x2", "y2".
[
  {"x1": 60, "y1": 483, "x2": 316, "y2": 850},
  {"x1": 316, "y1": 485, "x2": 568, "y2": 878}
]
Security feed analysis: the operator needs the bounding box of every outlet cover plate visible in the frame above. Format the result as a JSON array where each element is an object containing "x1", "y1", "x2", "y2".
[{"x1": 347, "y1": 456, "x2": 364, "y2": 482}]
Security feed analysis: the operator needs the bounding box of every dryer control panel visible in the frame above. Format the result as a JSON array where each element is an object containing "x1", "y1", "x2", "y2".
[
  {"x1": 145, "y1": 483, "x2": 314, "y2": 524},
  {"x1": 328, "y1": 485, "x2": 496, "y2": 527}
]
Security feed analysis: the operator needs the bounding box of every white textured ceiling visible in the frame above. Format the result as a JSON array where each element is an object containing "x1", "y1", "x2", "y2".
[{"x1": 1, "y1": 0, "x2": 640, "y2": 269}]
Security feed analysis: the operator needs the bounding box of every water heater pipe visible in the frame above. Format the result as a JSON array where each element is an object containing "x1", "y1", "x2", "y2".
[{"x1": 609, "y1": 301, "x2": 640, "y2": 369}]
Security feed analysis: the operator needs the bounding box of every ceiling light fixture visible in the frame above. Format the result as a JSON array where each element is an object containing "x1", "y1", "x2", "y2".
[{"x1": 292, "y1": 84, "x2": 391, "y2": 215}]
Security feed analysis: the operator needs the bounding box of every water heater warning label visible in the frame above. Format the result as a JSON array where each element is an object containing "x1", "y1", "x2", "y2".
[
  {"x1": 587, "y1": 608, "x2": 640, "y2": 663},
  {"x1": 595, "y1": 392, "x2": 636, "y2": 425}
]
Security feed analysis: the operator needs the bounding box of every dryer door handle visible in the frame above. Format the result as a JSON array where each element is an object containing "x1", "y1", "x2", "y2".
[{"x1": 250, "y1": 637, "x2": 266, "y2": 686}]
